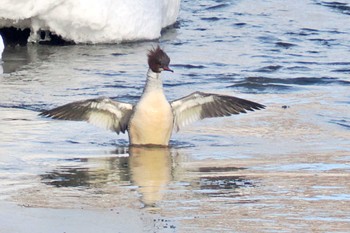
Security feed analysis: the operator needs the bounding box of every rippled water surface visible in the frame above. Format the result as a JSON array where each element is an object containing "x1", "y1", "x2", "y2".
[{"x1": 1, "y1": 0, "x2": 350, "y2": 232}]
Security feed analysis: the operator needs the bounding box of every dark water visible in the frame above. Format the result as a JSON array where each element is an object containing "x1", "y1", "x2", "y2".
[{"x1": 1, "y1": 0, "x2": 350, "y2": 232}]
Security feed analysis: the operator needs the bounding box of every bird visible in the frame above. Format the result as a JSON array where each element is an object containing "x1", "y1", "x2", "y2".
[{"x1": 40, "y1": 46, "x2": 265, "y2": 146}]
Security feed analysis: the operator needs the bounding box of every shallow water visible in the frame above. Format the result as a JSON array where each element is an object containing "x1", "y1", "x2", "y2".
[{"x1": 1, "y1": 0, "x2": 350, "y2": 232}]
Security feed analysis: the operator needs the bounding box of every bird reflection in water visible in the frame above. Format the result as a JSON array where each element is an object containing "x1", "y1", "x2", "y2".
[
  {"x1": 129, "y1": 146, "x2": 172, "y2": 207},
  {"x1": 41, "y1": 146, "x2": 172, "y2": 207},
  {"x1": 41, "y1": 146, "x2": 255, "y2": 208}
]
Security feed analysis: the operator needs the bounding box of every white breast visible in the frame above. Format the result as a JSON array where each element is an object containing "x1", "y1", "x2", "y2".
[{"x1": 128, "y1": 90, "x2": 174, "y2": 146}]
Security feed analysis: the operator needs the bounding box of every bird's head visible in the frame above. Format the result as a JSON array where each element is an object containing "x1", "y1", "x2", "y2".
[{"x1": 147, "y1": 46, "x2": 173, "y2": 73}]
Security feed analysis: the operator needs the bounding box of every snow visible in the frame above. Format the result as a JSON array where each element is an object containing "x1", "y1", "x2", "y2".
[{"x1": 0, "y1": 0, "x2": 180, "y2": 44}]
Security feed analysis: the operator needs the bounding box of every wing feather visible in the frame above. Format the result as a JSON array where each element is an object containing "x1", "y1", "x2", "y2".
[
  {"x1": 40, "y1": 97, "x2": 133, "y2": 134},
  {"x1": 171, "y1": 91, "x2": 265, "y2": 131}
]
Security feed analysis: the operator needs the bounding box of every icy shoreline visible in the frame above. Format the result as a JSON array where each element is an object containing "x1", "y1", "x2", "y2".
[{"x1": 0, "y1": 0, "x2": 180, "y2": 44}]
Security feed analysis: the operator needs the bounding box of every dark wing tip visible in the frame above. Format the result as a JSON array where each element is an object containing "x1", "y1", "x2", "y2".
[
  {"x1": 197, "y1": 93, "x2": 265, "y2": 120},
  {"x1": 39, "y1": 109, "x2": 55, "y2": 118},
  {"x1": 38, "y1": 110, "x2": 46, "y2": 116},
  {"x1": 218, "y1": 94, "x2": 265, "y2": 112},
  {"x1": 38, "y1": 104, "x2": 86, "y2": 121},
  {"x1": 250, "y1": 102, "x2": 266, "y2": 110}
]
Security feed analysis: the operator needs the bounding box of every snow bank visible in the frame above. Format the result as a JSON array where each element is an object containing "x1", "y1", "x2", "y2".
[{"x1": 0, "y1": 0, "x2": 180, "y2": 44}]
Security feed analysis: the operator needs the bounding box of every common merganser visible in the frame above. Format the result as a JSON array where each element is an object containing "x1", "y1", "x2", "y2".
[{"x1": 40, "y1": 46, "x2": 265, "y2": 146}]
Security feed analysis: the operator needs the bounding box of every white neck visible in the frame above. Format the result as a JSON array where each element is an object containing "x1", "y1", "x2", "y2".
[{"x1": 142, "y1": 69, "x2": 164, "y2": 95}]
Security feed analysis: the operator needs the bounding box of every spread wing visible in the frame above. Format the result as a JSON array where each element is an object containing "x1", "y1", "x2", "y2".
[
  {"x1": 40, "y1": 97, "x2": 134, "y2": 134},
  {"x1": 170, "y1": 91, "x2": 265, "y2": 131}
]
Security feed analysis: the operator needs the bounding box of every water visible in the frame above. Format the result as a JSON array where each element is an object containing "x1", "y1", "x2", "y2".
[{"x1": 1, "y1": 0, "x2": 350, "y2": 232}]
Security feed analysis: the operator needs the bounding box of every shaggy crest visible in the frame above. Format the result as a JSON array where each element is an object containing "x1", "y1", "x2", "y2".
[{"x1": 147, "y1": 46, "x2": 173, "y2": 73}]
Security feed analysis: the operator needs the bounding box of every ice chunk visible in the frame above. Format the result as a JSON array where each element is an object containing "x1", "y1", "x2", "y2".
[{"x1": 0, "y1": 0, "x2": 180, "y2": 44}]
